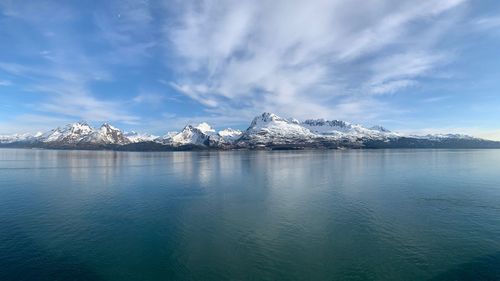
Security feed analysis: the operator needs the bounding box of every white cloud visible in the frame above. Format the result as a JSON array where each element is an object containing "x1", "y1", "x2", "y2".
[{"x1": 165, "y1": 0, "x2": 466, "y2": 121}]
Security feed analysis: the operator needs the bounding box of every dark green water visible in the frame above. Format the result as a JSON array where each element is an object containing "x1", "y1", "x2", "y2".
[{"x1": 1, "y1": 149, "x2": 499, "y2": 281}]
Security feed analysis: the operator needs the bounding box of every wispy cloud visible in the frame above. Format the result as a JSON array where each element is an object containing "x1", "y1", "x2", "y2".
[
  {"x1": 368, "y1": 52, "x2": 450, "y2": 94},
  {"x1": 0, "y1": 59, "x2": 138, "y2": 123},
  {"x1": 421, "y1": 96, "x2": 451, "y2": 103},
  {"x1": 0, "y1": 0, "x2": 152, "y2": 128},
  {"x1": 132, "y1": 90, "x2": 177, "y2": 109},
  {"x1": 165, "y1": 0, "x2": 466, "y2": 121},
  {"x1": 474, "y1": 16, "x2": 500, "y2": 29},
  {"x1": 0, "y1": 114, "x2": 74, "y2": 134},
  {"x1": 0, "y1": 80, "x2": 12, "y2": 86}
]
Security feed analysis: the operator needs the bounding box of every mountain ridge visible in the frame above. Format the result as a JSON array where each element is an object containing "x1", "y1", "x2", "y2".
[{"x1": 1, "y1": 112, "x2": 499, "y2": 150}]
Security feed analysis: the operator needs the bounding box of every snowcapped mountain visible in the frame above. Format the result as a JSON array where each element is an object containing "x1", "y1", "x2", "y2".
[
  {"x1": 207, "y1": 128, "x2": 243, "y2": 147},
  {"x1": 36, "y1": 122, "x2": 130, "y2": 146},
  {"x1": 238, "y1": 113, "x2": 317, "y2": 145},
  {"x1": 218, "y1": 128, "x2": 242, "y2": 141},
  {"x1": 236, "y1": 112, "x2": 398, "y2": 146},
  {"x1": 166, "y1": 124, "x2": 211, "y2": 146},
  {"x1": 162, "y1": 123, "x2": 241, "y2": 147},
  {"x1": 195, "y1": 122, "x2": 216, "y2": 135},
  {"x1": 302, "y1": 119, "x2": 400, "y2": 140},
  {"x1": 124, "y1": 131, "x2": 159, "y2": 143},
  {"x1": 0, "y1": 133, "x2": 38, "y2": 144},
  {"x1": 86, "y1": 123, "x2": 130, "y2": 145},
  {"x1": 369, "y1": 125, "x2": 391, "y2": 133},
  {"x1": 301, "y1": 119, "x2": 352, "y2": 134},
  {"x1": 0, "y1": 113, "x2": 497, "y2": 150},
  {"x1": 414, "y1": 134, "x2": 477, "y2": 141},
  {"x1": 41, "y1": 122, "x2": 94, "y2": 144}
]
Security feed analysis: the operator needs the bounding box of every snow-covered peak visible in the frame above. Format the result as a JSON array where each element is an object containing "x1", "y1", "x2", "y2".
[
  {"x1": 41, "y1": 122, "x2": 94, "y2": 143},
  {"x1": 416, "y1": 133, "x2": 476, "y2": 140},
  {"x1": 195, "y1": 122, "x2": 216, "y2": 135},
  {"x1": 0, "y1": 133, "x2": 37, "y2": 144},
  {"x1": 125, "y1": 131, "x2": 159, "y2": 143},
  {"x1": 370, "y1": 125, "x2": 391, "y2": 132},
  {"x1": 218, "y1": 128, "x2": 242, "y2": 141},
  {"x1": 91, "y1": 123, "x2": 129, "y2": 145},
  {"x1": 248, "y1": 112, "x2": 288, "y2": 128},
  {"x1": 37, "y1": 121, "x2": 131, "y2": 145},
  {"x1": 41, "y1": 128, "x2": 64, "y2": 142},
  {"x1": 241, "y1": 113, "x2": 315, "y2": 144},
  {"x1": 161, "y1": 131, "x2": 178, "y2": 140},
  {"x1": 100, "y1": 123, "x2": 119, "y2": 132},
  {"x1": 249, "y1": 112, "x2": 290, "y2": 129},
  {"x1": 67, "y1": 122, "x2": 94, "y2": 134},
  {"x1": 302, "y1": 119, "x2": 352, "y2": 134},
  {"x1": 169, "y1": 125, "x2": 210, "y2": 146},
  {"x1": 301, "y1": 119, "x2": 398, "y2": 139},
  {"x1": 2, "y1": 116, "x2": 492, "y2": 149}
]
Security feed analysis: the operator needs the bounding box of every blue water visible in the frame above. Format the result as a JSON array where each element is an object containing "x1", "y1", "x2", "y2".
[{"x1": 1, "y1": 149, "x2": 500, "y2": 281}]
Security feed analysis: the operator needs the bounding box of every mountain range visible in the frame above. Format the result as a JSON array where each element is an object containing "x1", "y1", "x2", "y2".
[{"x1": 1, "y1": 112, "x2": 499, "y2": 150}]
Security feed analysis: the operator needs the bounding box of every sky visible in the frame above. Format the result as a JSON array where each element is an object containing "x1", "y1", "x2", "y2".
[{"x1": 1, "y1": 0, "x2": 500, "y2": 139}]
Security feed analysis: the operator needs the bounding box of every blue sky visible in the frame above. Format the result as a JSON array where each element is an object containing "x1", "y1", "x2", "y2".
[{"x1": 1, "y1": 0, "x2": 500, "y2": 139}]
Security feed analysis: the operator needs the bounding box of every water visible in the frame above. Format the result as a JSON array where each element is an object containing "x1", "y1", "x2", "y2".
[{"x1": 0, "y1": 149, "x2": 499, "y2": 281}]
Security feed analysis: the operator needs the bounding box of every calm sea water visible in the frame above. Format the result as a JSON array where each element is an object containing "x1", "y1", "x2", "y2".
[{"x1": 1, "y1": 149, "x2": 499, "y2": 281}]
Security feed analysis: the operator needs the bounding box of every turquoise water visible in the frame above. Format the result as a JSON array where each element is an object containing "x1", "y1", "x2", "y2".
[{"x1": 1, "y1": 149, "x2": 499, "y2": 281}]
